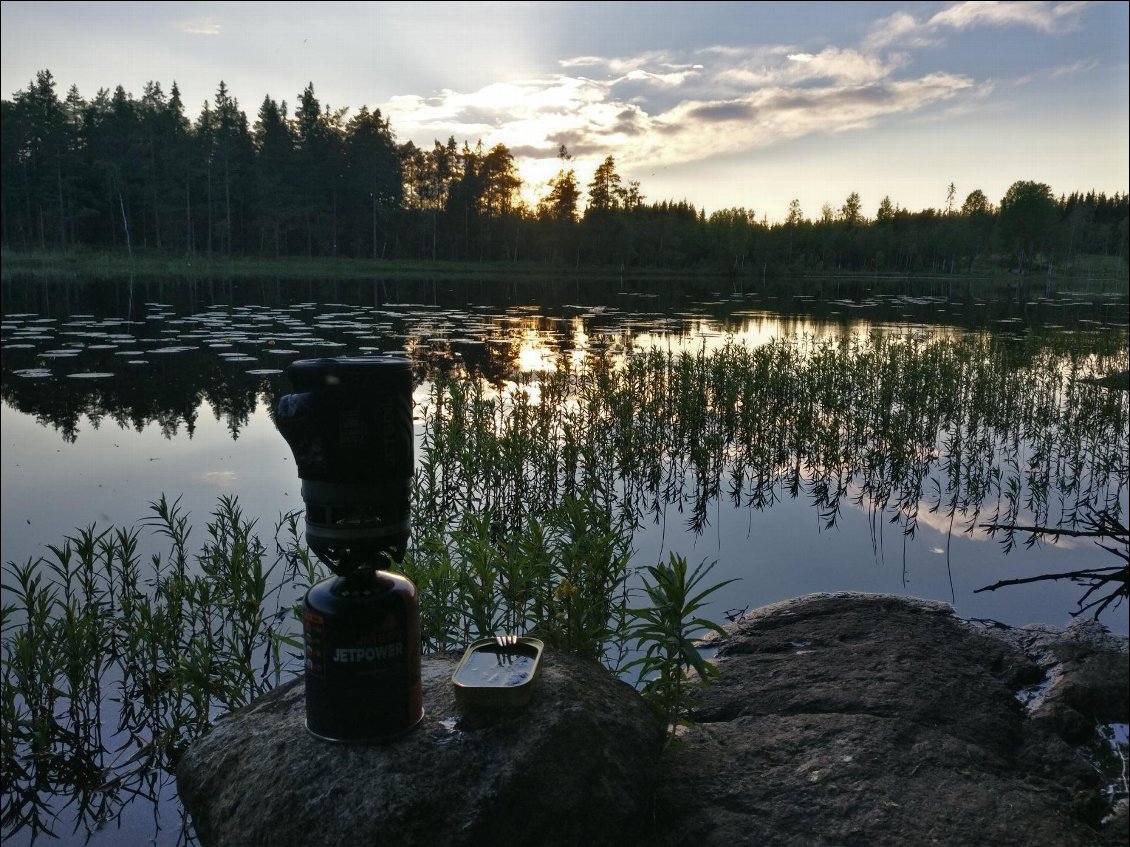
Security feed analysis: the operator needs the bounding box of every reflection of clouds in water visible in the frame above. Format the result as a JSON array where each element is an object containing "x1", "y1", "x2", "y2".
[
  {"x1": 908, "y1": 504, "x2": 996, "y2": 543},
  {"x1": 200, "y1": 471, "x2": 238, "y2": 486},
  {"x1": 768, "y1": 458, "x2": 1090, "y2": 551},
  {"x1": 874, "y1": 495, "x2": 1085, "y2": 550}
]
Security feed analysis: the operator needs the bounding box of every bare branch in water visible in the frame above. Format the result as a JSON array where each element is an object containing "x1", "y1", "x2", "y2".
[
  {"x1": 977, "y1": 511, "x2": 1129, "y2": 620},
  {"x1": 975, "y1": 564, "x2": 1127, "y2": 619},
  {"x1": 978, "y1": 523, "x2": 1129, "y2": 539}
]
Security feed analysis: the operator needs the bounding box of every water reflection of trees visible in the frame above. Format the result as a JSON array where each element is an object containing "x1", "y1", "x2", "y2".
[
  {"x1": 1, "y1": 328, "x2": 1126, "y2": 846},
  {"x1": 0, "y1": 345, "x2": 283, "y2": 443},
  {"x1": 3, "y1": 300, "x2": 1128, "y2": 619},
  {"x1": 4, "y1": 270, "x2": 1126, "y2": 446},
  {"x1": 415, "y1": 332, "x2": 1128, "y2": 618}
]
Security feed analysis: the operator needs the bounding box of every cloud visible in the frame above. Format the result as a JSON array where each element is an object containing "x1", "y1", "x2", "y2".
[
  {"x1": 685, "y1": 102, "x2": 757, "y2": 123},
  {"x1": 1049, "y1": 58, "x2": 1099, "y2": 78},
  {"x1": 558, "y1": 56, "x2": 607, "y2": 69},
  {"x1": 637, "y1": 72, "x2": 973, "y2": 169},
  {"x1": 711, "y1": 47, "x2": 905, "y2": 94},
  {"x1": 178, "y1": 18, "x2": 221, "y2": 35},
  {"x1": 384, "y1": 35, "x2": 976, "y2": 207},
  {"x1": 928, "y1": 1, "x2": 1087, "y2": 33},
  {"x1": 866, "y1": 1, "x2": 1089, "y2": 49},
  {"x1": 864, "y1": 10, "x2": 944, "y2": 50},
  {"x1": 1011, "y1": 57, "x2": 1099, "y2": 87},
  {"x1": 559, "y1": 51, "x2": 705, "y2": 78},
  {"x1": 390, "y1": 75, "x2": 620, "y2": 158},
  {"x1": 610, "y1": 108, "x2": 647, "y2": 136},
  {"x1": 507, "y1": 144, "x2": 561, "y2": 160}
]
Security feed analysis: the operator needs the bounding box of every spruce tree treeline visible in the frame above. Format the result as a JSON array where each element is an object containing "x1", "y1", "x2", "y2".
[{"x1": 3, "y1": 71, "x2": 1128, "y2": 273}]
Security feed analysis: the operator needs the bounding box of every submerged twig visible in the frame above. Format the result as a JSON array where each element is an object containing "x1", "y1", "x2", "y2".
[
  {"x1": 978, "y1": 523, "x2": 1129, "y2": 539},
  {"x1": 975, "y1": 564, "x2": 1128, "y2": 619}
]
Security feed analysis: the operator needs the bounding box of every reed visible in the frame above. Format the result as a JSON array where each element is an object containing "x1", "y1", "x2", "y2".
[
  {"x1": 3, "y1": 328, "x2": 1126, "y2": 842},
  {"x1": 415, "y1": 330, "x2": 1126, "y2": 556},
  {"x1": 624, "y1": 554, "x2": 735, "y2": 744},
  {"x1": 1, "y1": 496, "x2": 313, "y2": 842}
]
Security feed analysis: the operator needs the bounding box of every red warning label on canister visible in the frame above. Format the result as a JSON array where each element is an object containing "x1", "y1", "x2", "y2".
[{"x1": 304, "y1": 609, "x2": 326, "y2": 678}]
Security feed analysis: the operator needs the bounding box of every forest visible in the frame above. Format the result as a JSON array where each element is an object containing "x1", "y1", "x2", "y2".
[{"x1": 3, "y1": 71, "x2": 1128, "y2": 275}]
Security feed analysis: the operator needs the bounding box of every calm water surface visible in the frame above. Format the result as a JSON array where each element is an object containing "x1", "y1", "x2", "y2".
[
  {"x1": 3, "y1": 279, "x2": 1126, "y2": 634},
  {"x1": 1, "y1": 275, "x2": 1127, "y2": 846}
]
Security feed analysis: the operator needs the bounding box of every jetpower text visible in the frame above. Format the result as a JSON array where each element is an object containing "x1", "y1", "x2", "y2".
[{"x1": 334, "y1": 643, "x2": 404, "y2": 663}]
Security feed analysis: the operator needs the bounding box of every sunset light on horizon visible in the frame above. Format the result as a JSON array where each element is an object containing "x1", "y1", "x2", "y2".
[{"x1": 2, "y1": 1, "x2": 1126, "y2": 221}]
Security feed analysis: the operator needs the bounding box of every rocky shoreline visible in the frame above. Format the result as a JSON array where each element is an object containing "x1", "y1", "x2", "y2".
[
  {"x1": 178, "y1": 593, "x2": 1128, "y2": 846},
  {"x1": 652, "y1": 593, "x2": 1128, "y2": 847}
]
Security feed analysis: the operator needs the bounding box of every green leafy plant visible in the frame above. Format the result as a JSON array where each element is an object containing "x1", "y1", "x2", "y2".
[
  {"x1": 1, "y1": 496, "x2": 323, "y2": 844},
  {"x1": 624, "y1": 554, "x2": 736, "y2": 742},
  {"x1": 402, "y1": 493, "x2": 633, "y2": 660}
]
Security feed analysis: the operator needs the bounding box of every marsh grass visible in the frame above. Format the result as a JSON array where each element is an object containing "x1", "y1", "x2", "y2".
[
  {"x1": 405, "y1": 327, "x2": 1126, "y2": 719},
  {"x1": 404, "y1": 496, "x2": 633, "y2": 661},
  {"x1": 414, "y1": 329, "x2": 1127, "y2": 561},
  {"x1": 1, "y1": 496, "x2": 316, "y2": 844},
  {"x1": 3, "y1": 328, "x2": 1127, "y2": 843}
]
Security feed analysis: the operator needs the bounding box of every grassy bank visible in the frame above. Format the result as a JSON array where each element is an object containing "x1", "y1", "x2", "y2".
[
  {"x1": 4, "y1": 247, "x2": 1126, "y2": 293},
  {"x1": 0, "y1": 248, "x2": 716, "y2": 284}
]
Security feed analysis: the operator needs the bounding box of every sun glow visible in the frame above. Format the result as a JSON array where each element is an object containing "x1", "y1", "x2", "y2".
[{"x1": 516, "y1": 330, "x2": 558, "y2": 373}]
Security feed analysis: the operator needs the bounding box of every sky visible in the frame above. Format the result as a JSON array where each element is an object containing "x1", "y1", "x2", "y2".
[{"x1": 2, "y1": 1, "x2": 1127, "y2": 222}]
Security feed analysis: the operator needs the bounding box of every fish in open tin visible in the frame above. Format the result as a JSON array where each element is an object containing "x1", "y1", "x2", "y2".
[{"x1": 452, "y1": 637, "x2": 543, "y2": 709}]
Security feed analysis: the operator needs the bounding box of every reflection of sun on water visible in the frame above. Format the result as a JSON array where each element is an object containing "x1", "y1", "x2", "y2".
[
  {"x1": 627, "y1": 314, "x2": 977, "y2": 358},
  {"x1": 569, "y1": 317, "x2": 588, "y2": 370},
  {"x1": 629, "y1": 315, "x2": 865, "y2": 355},
  {"x1": 503, "y1": 380, "x2": 542, "y2": 406},
  {"x1": 516, "y1": 329, "x2": 557, "y2": 373}
]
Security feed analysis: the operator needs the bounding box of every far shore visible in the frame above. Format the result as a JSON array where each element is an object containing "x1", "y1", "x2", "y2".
[{"x1": 3, "y1": 248, "x2": 1127, "y2": 295}]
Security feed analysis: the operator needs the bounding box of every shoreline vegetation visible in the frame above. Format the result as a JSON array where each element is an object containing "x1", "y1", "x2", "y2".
[
  {"x1": 2, "y1": 248, "x2": 1128, "y2": 294},
  {"x1": 4, "y1": 72, "x2": 1127, "y2": 285}
]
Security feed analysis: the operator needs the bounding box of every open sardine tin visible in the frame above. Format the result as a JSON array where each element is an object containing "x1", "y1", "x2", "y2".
[{"x1": 452, "y1": 637, "x2": 544, "y2": 709}]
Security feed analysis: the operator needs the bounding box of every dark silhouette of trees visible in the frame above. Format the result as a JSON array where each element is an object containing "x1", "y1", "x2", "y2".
[
  {"x1": 583, "y1": 156, "x2": 631, "y2": 265},
  {"x1": 252, "y1": 95, "x2": 295, "y2": 257},
  {"x1": 840, "y1": 192, "x2": 863, "y2": 226},
  {"x1": 3, "y1": 70, "x2": 1127, "y2": 278},
  {"x1": 961, "y1": 190, "x2": 991, "y2": 217},
  {"x1": 199, "y1": 81, "x2": 254, "y2": 257},
  {"x1": 587, "y1": 155, "x2": 625, "y2": 212},
  {"x1": 343, "y1": 106, "x2": 402, "y2": 259},
  {"x1": 537, "y1": 145, "x2": 581, "y2": 265},
  {"x1": 1, "y1": 71, "x2": 76, "y2": 251},
  {"x1": 292, "y1": 83, "x2": 344, "y2": 257},
  {"x1": 998, "y1": 180, "x2": 1057, "y2": 272},
  {"x1": 538, "y1": 145, "x2": 580, "y2": 224}
]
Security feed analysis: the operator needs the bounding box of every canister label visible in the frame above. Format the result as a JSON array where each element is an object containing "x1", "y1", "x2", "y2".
[{"x1": 303, "y1": 610, "x2": 326, "y2": 677}]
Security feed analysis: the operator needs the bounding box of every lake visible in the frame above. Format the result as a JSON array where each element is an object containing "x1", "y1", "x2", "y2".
[{"x1": 1, "y1": 272, "x2": 1128, "y2": 846}]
